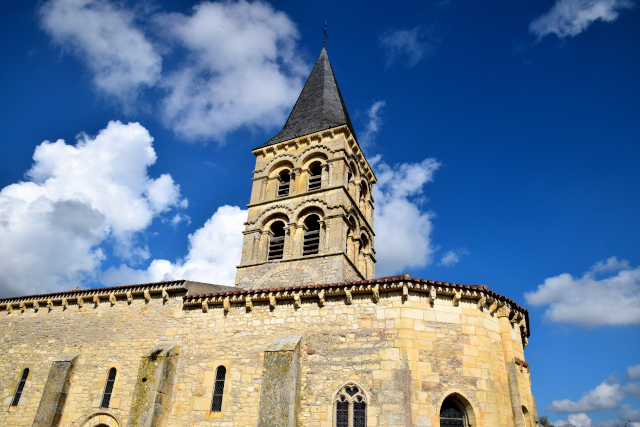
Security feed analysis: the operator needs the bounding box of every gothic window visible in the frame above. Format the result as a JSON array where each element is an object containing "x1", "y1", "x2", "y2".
[
  {"x1": 268, "y1": 221, "x2": 286, "y2": 260},
  {"x1": 277, "y1": 170, "x2": 291, "y2": 198},
  {"x1": 440, "y1": 397, "x2": 467, "y2": 427},
  {"x1": 334, "y1": 383, "x2": 367, "y2": 427},
  {"x1": 10, "y1": 368, "x2": 29, "y2": 407},
  {"x1": 100, "y1": 367, "x2": 117, "y2": 408},
  {"x1": 210, "y1": 365, "x2": 226, "y2": 412},
  {"x1": 303, "y1": 215, "x2": 321, "y2": 256},
  {"x1": 308, "y1": 163, "x2": 322, "y2": 191}
]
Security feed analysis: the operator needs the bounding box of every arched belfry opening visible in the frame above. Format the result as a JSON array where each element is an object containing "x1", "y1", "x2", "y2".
[
  {"x1": 268, "y1": 221, "x2": 286, "y2": 260},
  {"x1": 235, "y1": 47, "x2": 377, "y2": 289},
  {"x1": 440, "y1": 395, "x2": 471, "y2": 427}
]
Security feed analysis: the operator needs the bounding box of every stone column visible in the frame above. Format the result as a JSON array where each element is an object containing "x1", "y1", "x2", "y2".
[
  {"x1": 33, "y1": 354, "x2": 78, "y2": 427},
  {"x1": 286, "y1": 223, "x2": 297, "y2": 259},
  {"x1": 353, "y1": 237, "x2": 361, "y2": 267},
  {"x1": 252, "y1": 231, "x2": 262, "y2": 263},
  {"x1": 328, "y1": 162, "x2": 333, "y2": 186},
  {"x1": 291, "y1": 167, "x2": 301, "y2": 195},
  {"x1": 321, "y1": 163, "x2": 329, "y2": 188},
  {"x1": 318, "y1": 219, "x2": 326, "y2": 253},
  {"x1": 260, "y1": 231, "x2": 272, "y2": 261},
  {"x1": 257, "y1": 335, "x2": 303, "y2": 427},
  {"x1": 260, "y1": 177, "x2": 268, "y2": 201},
  {"x1": 498, "y1": 307, "x2": 525, "y2": 427},
  {"x1": 127, "y1": 343, "x2": 179, "y2": 427}
]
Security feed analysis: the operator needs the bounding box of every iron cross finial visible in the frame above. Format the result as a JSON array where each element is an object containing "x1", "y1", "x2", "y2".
[{"x1": 323, "y1": 22, "x2": 328, "y2": 46}]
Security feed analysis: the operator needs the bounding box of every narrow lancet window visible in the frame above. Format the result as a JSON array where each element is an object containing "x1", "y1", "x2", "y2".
[
  {"x1": 268, "y1": 221, "x2": 286, "y2": 260},
  {"x1": 303, "y1": 215, "x2": 321, "y2": 256},
  {"x1": 277, "y1": 170, "x2": 291, "y2": 198},
  {"x1": 100, "y1": 367, "x2": 117, "y2": 408},
  {"x1": 308, "y1": 163, "x2": 322, "y2": 191},
  {"x1": 210, "y1": 365, "x2": 226, "y2": 412},
  {"x1": 10, "y1": 368, "x2": 29, "y2": 407}
]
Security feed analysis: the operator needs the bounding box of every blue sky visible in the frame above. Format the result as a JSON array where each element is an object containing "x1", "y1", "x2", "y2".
[{"x1": 1, "y1": 0, "x2": 639, "y2": 425}]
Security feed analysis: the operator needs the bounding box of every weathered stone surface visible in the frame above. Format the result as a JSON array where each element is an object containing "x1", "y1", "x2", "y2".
[
  {"x1": 32, "y1": 354, "x2": 78, "y2": 427},
  {"x1": 257, "y1": 335, "x2": 302, "y2": 427}
]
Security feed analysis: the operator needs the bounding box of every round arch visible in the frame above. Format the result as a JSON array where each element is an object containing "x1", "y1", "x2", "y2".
[
  {"x1": 300, "y1": 151, "x2": 329, "y2": 171},
  {"x1": 268, "y1": 160, "x2": 295, "y2": 178},
  {"x1": 435, "y1": 390, "x2": 479, "y2": 427},
  {"x1": 254, "y1": 207, "x2": 292, "y2": 230},
  {"x1": 71, "y1": 411, "x2": 121, "y2": 427},
  {"x1": 292, "y1": 200, "x2": 329, "y2": 223}
]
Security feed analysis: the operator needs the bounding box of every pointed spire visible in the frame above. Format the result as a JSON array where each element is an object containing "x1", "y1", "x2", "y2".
[{"x1": 256, "y1": 48, "x2": 356, "y2": 149}]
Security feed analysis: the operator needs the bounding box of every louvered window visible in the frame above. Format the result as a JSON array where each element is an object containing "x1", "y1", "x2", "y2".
[
  {"x1": 277, "y1": 171, "x2": 290, "y2": 198},
  {"x1": 100, "y1": 368, "x2": 117, "y2": 408},
  {"x1": 268, "y1": 221, "x2": 286, "y2": 260},
  {"x1": 210, "y1": 366, "x2": 226, "y2": 412},
  {"x1": 303, "y1": 215, "x2": 320, "y2": 256},
  {"x1": 10, "y1": 368, "x2": 29, "y2": 407},
  {"x1": 308, "y1": 164, "x2": 322, "y2": 191}
]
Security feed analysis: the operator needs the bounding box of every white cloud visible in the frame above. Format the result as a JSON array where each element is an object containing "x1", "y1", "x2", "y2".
[
  {"x1": 553, "y1": 413, "x2": 593, "y2": 427},
  {"x1": 549, "y1": 380, "x2": 625, "y2": 413},
  {"x1": 157, "y1": 0, "x2": 308, "y2": 141},
  {"x1": 592, "y1": 256, "x2": 632, "y2": 273},
  {"x1": 379, "y1": 25, "x2": 437, "y2": 67},
  {"x1": 529, "y1": 0, "x2": 635, "y2": 39},
  {"x1": 0, "y1": 121, "x2": 186, "y2": 297},
  {"x1": 439, "y1": 248, "x2": 470, "y2": 267},
  {"x1": 101, "y1": 205, "x2": 246, "y2": 287},
  {"x1": 39, "y1": 0, "x2": 162, "y2": 104},
  {"x1": 524, "y1": 258, "x2": 640, "y2": 327},
  {"x1": 371, "y1": 155, "x2": 441, "y2": 276},
  {"x1": 359, "y1": 101, "x2": 386, "y2": 150},
  {"x1": 628, "y1": 364, "x2": 640, "y2": 380},
  {"x1": 618, "y1": 405, "x2": 640, "y2": 422}
]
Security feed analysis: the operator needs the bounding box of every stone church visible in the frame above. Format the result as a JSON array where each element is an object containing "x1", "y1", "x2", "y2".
[{"x1": 0, "y1": 48, "x2": 537, "y2": 427}]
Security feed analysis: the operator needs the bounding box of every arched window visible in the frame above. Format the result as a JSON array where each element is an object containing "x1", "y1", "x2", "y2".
[
  {"x1": 308, "y1": 163, "x2": 322, "y2": 191},
  {"x1": 440, "y1": 397, "x2": 467, "y2": 427},
  {"x1": 10, "y1": 368, "x2": 29, "y2": 407},
  {"x1": 210, "y1": 365, "x2": 227, "y2": 412},
  {"x1": 334, "y1": 383, "x2": 367, "y2": 427},
  {"x1": 303, "y1": 215, "x2": 321, "y2": 256},
  {"x1": 522, "y1": 406, "x2": 532, "y2": 427},
  {"x1": 277, "y1": 170, "x2": 291, "y2": 198},
  {"x1": 100, "y1": 367, "x2": 117, "y2": 408},
  {"x1": 268, "y1": 221, "x2": 286, "y2": 260}
]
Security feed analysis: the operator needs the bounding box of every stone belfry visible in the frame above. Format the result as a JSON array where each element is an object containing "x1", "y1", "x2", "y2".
[{"x1": 235, "y1": 48, "x2": 376, "y2": 290}]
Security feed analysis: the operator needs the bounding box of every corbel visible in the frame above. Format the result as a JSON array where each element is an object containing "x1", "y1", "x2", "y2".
[
  {"x1": 126, "y1": 290, "x2": 133, "y2": 304},
  {"x1": 20, "y1": 302, "x2": 26, "y2": 313},
  {"x1": 202, "y1": 299, "x2": 209, "y2": 313},
  {"x1": 162, "y1": 289, "x2": 169, "y2": 304},
  {"x1": 452, "y1": 290, "x2": 462, "y2": 307},
  {"x1": 33, "y1": 301, "x2": 40, "y2": 312},
  {"x1": 488, "y1": 299, "x2": 499, "y2": 315},
  {"x1": 62, "y1": 297, "x2": 68, "y2": 310},
  {"x1": 402, "y1": 282, "x2": 409, "y2": 301},
  {"x1": 428, "y1": 286, "x2": 436, "y2": 306},
  {"x1": 477, "y1": 295, "x2": 487, "y2": 311},
  {"x1": 223, "y1": 297, "x2": 230, "y2": 313},
  {"x1": 246, "y1": 297, "x2": 253, "y2": 312},
  {"x1": 372, "y1": 284, "x2": 380, "y2": 303},
  {"x1": 47, "y1": 299, "x2": 54, "y2": 311},
  {"x1": 318, "y1": 290, "x2": 325, "y2": 307},
  {"x1": 269, "y1": 294, "x2": 276, "y2": 310},
  {"x1": 109, "y1": 292, "x2": 116, "y2": 306},
  {"x1": 93, "y1": 295, "x2": 100, "y2": 307},
  {"x1": 6, "y1": 303, "x2": 13, "y2": 313},
  {"x1": 144, "y1": 289, "x2": 151, "y2": 302},
  {"x1": 345, "y1": 289, "x2": 352, "y2": 305},
  {"x1": 77, "y1": 296, "x2": 84, "y2": 309},
  {"x1": 294, "y1": 293, "x2": 301, "y2": 309}
]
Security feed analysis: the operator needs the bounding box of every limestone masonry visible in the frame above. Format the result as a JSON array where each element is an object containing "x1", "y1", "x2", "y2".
[{"x1": 0, "y1": 48, "x2": 538, "y2": 427}]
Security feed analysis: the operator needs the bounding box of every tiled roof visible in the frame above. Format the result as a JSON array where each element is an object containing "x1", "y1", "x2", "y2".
[{"x1": 255, "y1": 47, "x2": 357, "y2": 149}]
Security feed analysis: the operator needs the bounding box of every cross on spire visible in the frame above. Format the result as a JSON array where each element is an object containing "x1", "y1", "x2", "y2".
[{"x1": 323, "y1": 22, "x2": 328, "y2": 46}]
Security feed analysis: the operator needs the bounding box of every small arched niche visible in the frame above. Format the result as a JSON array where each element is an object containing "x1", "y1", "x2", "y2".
[{"x1": 268, "y1": 220, "x2": 286, "y2": 260}]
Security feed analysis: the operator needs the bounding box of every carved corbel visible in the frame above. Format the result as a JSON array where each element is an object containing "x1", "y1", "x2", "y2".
[
  {"x1": 477, "y1": 295, "x2": 487, "y2": 311},
  {"x1": 223, "y1": 297, "x2": 230, "y2": 313},
  {"x1": 47, "y1": 299, "x2": 54, "y2": 311},
  {"x1": 33, "y1": 301, "x2": 40, "y2": 312},
  {"x1": 162, "y1": 289, "x2": 169, "y2": 304},
  {"x1": 202, "y1": 299, "x2": 209, "y2": 313},
  {"x1": 488, "y1": 299, "x2": 499, "y2": 315},
  {"x1": 345, "y1": 289, "x2": 352, "y2": 305},
  {"x1": 93, "y1": 295, "x2": 100, "y2": 307},
  {"x1": 6, "y1": 303, "x2": 13, "y2": 313},
  {"x1": 372, "y1": 284, "x2": 380, "y2": 303},
  {"x1": 269, "y1": 294, "x2": 276, "y2": 310},
  {"x1": 126, "y1": 290, "x2": 133, "y2": 304},
  {"x1": 19, "y1": 302, "x2": 26, "y2": 313},
  {"x1": 144, "y1": 289, "x2": 151, "y2": 302},
  {"x1": 62, "y1": 297, "x2": 68, "y2": 310},
  {"x1": 109, "y1": 293, "x2": 116, "y2": 306},
  {"x1": 246, "y1": 297, "x2": 253, "y2": 312},
  {"x1": 402, "y1": 283, "x2": 409, "y2": 301},
  {"x1": 318, "y1": 290, "x2": 325, "y2": 307},
  {"x1": 429, "y1": 286, "x2": 436, "y2": 306},
  {"x1": 496, "y1": 304, "x2": 510, "y2": 318},
  {"x1": 294, "y1": 293, "x2": 301, "y2": 309},
  {"x1": 77, "y1": 296, "x2": 84, "y2": 309},
  {"x1": 452, "y1": 290, "x2": 462, "y2": 307}
]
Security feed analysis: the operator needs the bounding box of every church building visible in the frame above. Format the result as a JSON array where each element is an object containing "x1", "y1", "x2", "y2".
[{"x1": 0, "y1": 48, "x2": 537, "y2": 427}]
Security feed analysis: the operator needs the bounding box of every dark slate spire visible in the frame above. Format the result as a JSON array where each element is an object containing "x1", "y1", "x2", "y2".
[{"x1": 256, "y1": 47, "x2": 356, "y2": 149}]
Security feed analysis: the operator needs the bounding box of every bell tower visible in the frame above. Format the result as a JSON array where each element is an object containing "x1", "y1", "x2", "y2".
[{"x1": 235, "y1": 48, "x2": 377, "y2": 290}]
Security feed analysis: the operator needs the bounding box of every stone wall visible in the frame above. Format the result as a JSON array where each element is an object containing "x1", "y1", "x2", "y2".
[{"x1": 0, "y1": 278, "x2": 535, "y2": 427}]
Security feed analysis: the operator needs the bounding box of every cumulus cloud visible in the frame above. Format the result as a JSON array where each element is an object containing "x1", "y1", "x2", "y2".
[
  {"x1": 371, "y1": 155, "x2": 441, "y2": 276},
  {"x1": 157, "y1": 0, "x2": 307, "y2": 141},
  {"x1": 529, "y1": 0, "x2": 635, "y2": 39},
  {"x1": 359, "y1": 101, "x2": 386, "y2": 151},
  {"x1": 439, "y1": 248, "x2": 470, "y2": 267},
  {"x1": 0, "y1": 121, "x2": 186, "y2": 297},
  {"x1": 628, "y1": 364, "x2": 640, "y2": 380},
  {"x1": 549, "y1": 380, "x2": 625, "y2": 413},
  {"x1": 379, "y1": 25, "x2": 438, "y2": 67},
  {"x1": 39, "y1": 0, "x2": 162, "y2": 104},
  {"x1": 553, "y1": 413, "x2": 593, "y2": 427},
  {"x1": 524, "y1": 257, "x2": 640, "y2": 327},
  {"x1": 101, "y1": 205, "x2": 246, "y2": 287}
]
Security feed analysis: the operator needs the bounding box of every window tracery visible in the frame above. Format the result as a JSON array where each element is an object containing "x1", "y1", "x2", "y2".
[{"x1": 334, "y1": 383, "x2": 367, "y2": 427}]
